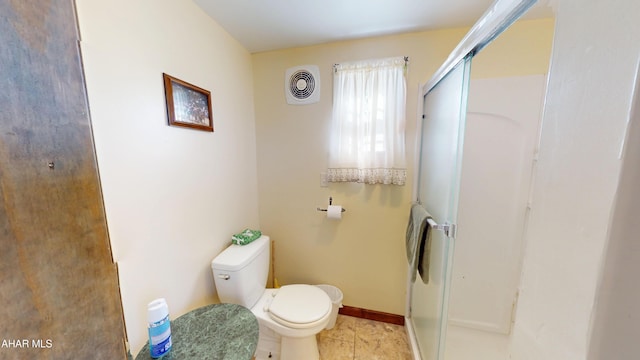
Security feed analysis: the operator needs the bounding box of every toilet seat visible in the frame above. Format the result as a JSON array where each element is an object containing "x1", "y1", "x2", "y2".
[{"x1": 267, "y1": 285, "x2": 331, "y2": 329}]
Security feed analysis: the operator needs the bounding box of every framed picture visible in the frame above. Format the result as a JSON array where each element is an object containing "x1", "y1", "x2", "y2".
[{"x1": 163, "y1": 73, "x2": 213, "y2": 132}]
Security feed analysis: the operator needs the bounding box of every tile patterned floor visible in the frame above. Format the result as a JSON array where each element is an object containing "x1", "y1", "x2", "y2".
[{"x1": 317, "y1": 315, "x2": 413, "y2": 360}]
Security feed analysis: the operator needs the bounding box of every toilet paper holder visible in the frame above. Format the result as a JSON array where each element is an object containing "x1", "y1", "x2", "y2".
[{"x1": 316, "y1": 197, "x2": 346, "y2": 213}]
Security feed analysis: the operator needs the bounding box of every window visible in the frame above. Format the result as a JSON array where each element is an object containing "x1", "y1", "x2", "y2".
[{"x1": 328, "y1": 57, "x2": 407, "y2": 185}]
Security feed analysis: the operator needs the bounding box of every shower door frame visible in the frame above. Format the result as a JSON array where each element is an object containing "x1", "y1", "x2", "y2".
[{"x1": 407, "y1": 56, "x2": 472, "y2": 360}]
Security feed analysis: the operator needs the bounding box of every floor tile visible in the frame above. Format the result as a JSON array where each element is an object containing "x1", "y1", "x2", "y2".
[
  {"x1": 354, "y1": 318, "x2": 412, "y2": 360},
  {"x1": 319, "y1": 336, "x2": 355, "y2": 360},
  {"x1": 319, "y1": 314, "x2": 357, "y2": 342},
  {"x1": 317, "y1": 315, "x2": 412, "y2": 360}
]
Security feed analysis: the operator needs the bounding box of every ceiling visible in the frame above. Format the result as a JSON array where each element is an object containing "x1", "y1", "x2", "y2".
[{"x1": 193, "y1": 0, "x2": 555, "y2": 53}]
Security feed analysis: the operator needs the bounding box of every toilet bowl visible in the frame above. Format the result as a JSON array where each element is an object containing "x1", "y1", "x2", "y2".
[
  {"x1": 253, "y1": 287, "x2": 331, "y2": 359},
  {"x1": 211, "y1": 235, "x2": 332, "y2": 360}
]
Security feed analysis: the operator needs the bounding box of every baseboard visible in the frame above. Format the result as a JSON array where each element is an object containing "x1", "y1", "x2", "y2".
[{"x1": 339, "y1": 305, "x2": 405, "y2": 326}]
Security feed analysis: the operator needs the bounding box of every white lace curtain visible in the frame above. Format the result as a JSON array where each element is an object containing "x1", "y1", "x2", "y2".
[{"x1": 328, "y1": 57, "x2": 407, "y2": 185}]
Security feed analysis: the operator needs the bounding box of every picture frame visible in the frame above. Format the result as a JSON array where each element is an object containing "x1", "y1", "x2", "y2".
[{"x1": 163, "y1": 73, "x2": 214, "y2": 132}]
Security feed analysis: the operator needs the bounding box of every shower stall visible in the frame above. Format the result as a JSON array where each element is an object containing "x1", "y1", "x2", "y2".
[{"x1": 405, "y1": 0, "x2": 539, "y2": 359}]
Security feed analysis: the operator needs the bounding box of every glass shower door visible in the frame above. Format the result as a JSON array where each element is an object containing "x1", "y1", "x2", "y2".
[{"x1": 410, "y1": 56, "x2": 471, "y2": 360}]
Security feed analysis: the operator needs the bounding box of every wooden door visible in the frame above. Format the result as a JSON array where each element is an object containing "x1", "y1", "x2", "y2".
[{"x1": 0, "y1": 1, "x2": 127, "y2": 358}]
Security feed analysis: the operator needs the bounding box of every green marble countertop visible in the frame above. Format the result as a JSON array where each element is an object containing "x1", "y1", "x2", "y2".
[{"x1": 135, "y1": 303, "x2": 258, "y2": 360}]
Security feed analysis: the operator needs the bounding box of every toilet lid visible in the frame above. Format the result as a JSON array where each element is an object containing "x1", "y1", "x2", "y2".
[{"x1": 268, "y1": 285, "x2": 331, "y2": 327}]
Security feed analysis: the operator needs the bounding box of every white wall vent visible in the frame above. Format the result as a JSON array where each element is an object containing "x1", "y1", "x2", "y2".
[{"x1": 285, "y1": 65, "x2": 320, "y2": 105}]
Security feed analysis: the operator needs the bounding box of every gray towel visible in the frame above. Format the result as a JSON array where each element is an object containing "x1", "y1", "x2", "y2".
[
  {"x1": 406, "y1": 204, "x2": 431, "y2": 283},
  {"x1": 417, "y1": 219, "x2": 433, "y2": 284}
]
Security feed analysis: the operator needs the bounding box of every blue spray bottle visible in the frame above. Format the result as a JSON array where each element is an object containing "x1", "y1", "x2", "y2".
[{"x1": 147, "y1": 298, "x2": 172, "y2": 358}]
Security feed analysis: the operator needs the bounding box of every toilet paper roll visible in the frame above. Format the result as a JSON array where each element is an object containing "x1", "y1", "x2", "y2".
[{"x1": 327, "y1": 205, "x2": 342, "y2": 220}]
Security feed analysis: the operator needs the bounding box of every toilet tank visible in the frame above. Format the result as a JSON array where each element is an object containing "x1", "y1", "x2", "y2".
[{"x1": 211, "y1": 235, "x2": 270, "y2": 308}]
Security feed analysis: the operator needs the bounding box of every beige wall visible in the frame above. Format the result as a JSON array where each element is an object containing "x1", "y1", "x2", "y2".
[
  {"x1": 252, "y1": 18, "x2": 554, "y2": 316},
  {"x1": 471, "y1": 18, "x2": 555, "y2": 78},
  {"x1": 75, "y1": 0, "x2": 259, "y2": 353}
]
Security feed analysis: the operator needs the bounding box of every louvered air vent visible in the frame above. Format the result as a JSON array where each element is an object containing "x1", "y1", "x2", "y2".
[{"x1": 285, "y1": 65, "x2": 320, "y2": 105}]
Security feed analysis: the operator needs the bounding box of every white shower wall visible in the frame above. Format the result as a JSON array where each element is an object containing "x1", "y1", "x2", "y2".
[{"x1": 449, "y1": 75, "x2": 546, "y2": 334}]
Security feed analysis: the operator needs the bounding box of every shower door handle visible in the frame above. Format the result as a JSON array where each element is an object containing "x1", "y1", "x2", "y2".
[{"x1": 427, "y1": 218, "x2": 457, "y2": 238}]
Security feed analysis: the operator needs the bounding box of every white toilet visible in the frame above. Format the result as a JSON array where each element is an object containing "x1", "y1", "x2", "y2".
[{"x1": 211, "y1": 235, "x2": 331, "y2": 360}]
